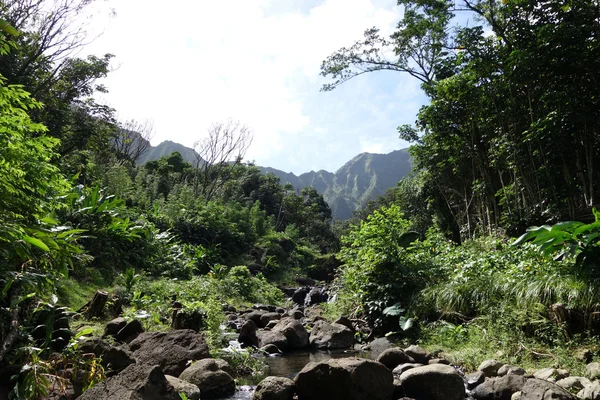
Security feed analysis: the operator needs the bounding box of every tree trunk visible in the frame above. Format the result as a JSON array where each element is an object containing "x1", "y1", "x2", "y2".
[{"x1": 86, "y1": 290, "x2": 108, "y2": 318}]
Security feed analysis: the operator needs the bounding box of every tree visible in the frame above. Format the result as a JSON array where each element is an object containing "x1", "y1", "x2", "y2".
[
  {"x1": 192, "y1": 119, "x2": 253, "y2": 201},
  {"x1": 112, "y1": 119, "x2": 154, "y2": 166}
]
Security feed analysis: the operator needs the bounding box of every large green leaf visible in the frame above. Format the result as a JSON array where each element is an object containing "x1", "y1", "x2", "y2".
[
  {"x1": 22, "y1": 234, "x2": 50, "y2": 252},
  {"x1": 0, "y1": 19, "x2": 18, "y2": 36}
]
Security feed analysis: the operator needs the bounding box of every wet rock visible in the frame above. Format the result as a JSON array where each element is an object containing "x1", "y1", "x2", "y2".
[
  {"x1": 165, "y1": 375, "x2": 201, "y2": 400},
  {"x1": 520, "y1": 378, "x2": 576, "y2": 400},
  {"x1": 239, "y1": 320, "x2": 259, "y2": 348},
  {"x1": 253, "y1": 376, "x2": 295, "y2": 400},
  {"x1": 309, "y1": 320, "x2": 354, "y2": 349},
  {"x1": 272, "y1": 318, "x2": 309, "y2": 350},
  {"x1": 77, "y1": 363, "x2": 180, "y2": 400},
  {"x1": 259, "y1": 312, "x2": 282, "y2": 328},
  {"x1": 246, "y1": 310, "x2": 267, "y2": 325},
  {"x1": 305, "y1": 286, "x2": 328, "y2": 306},
  {"x1": 257, "y1": 330, "x2": 289, "y2": 351},
  {"x1": 377, "y1": 348, "x2": 416, "y2": 370},
  {"x1": 398, "y1": 364, "x2": 465, "y2": 400},
  {"x1": 129, "y1": 329, "x2": 209, "y2": 376},
  {"x1": 472, "y1": 375, "x2": 527, "y2": 400},
  {"x1": 179, "y1": 359, "x2": 235, "y2": 399},
  {"x1": 478, "y1": 359, "x2": 505, "y2": 377},
  {"x1": 289, "y1": 309, "x2": 304, "y2": 319},
  {"x1": 295, "y1": 357, "x2": 393, "y2": 400},
  {"x1": 291, "y1": 287, "x2": 310, "y2": 306},
  {"x1": 261, "y1": 344, "x2": 281, "y2": 354}
]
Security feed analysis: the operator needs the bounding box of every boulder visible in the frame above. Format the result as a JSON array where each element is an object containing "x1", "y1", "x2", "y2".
[
  {"x1": 498, "y1": 365, "x2": 526, "y2": 376},
  {"x1": 309, "y1": 320, "x2": 354, "y2": 349},
  {"x1": 179, "y1": 359, "x2": 235, "y2": 399},
  {"x1": 578, "y1": 380, "x2": 600, "y2": 400},
  {"x1": 398, "y1": 364, "x2": 464, "y2": 400},
  {"x1": 261, "y1": 344, "x2": 281, "y2": 354},
  {"x1": 377, "y1": 348, "x2": 416, "y2": 370},
  {"x1": 466, "y1": 371, "x2": 486, "y2": 390},
  {"x1": 305, "y1": 287, "x2": 328, "y2": 306},
  {"x1": 587, "y1": 363, "x2": 600, "y2": 380},
  {"x1": 103, "y1": 317, "x2": 127, "y2": 338},
  {"x1": 78, "y1": 337, "x2": 135, "y2": 375},
  {"x1": 393, "y1": 363, "x2": 423, "y2": 376},
  {"x1": 246, "y1": 310, "x2": 268, "y2": 325},
  {"x1": 403, "y1": 345, "x2": 430, "y2": 364},
  {"x1": 259, "y1": 312, "x2": 282, "y2": 328},
  {"x1": 239, "y1": 320, "x2": 259, "y2": 348},
  {"x1": 289, "y1": 309, "x2": 304, "y2": 319},
  {"x1": 116, "y1": 319, "x2": 144, "y2": 343},
  {"x1": 129, "y1": 329, "x2": 209, "y2": 376},
  {"x1": 556, "y1": 376, "x2": 592, "y2": 393},
  {"x1": 369, "y1": 337, "x2": 395, "y2": 358},
  {"x1": 534, "y1": 367, "x2": 559, "y2": 381},
  {"x1": 478, "y1": 359, "x2": 505, "y2": 377},
  {"x1": 472, "y1": 375, "x2": 527, "y2": 400},
  {"x1": 333, "y1": 316, "x2": 353, "y2": 331},
  {"x1": 520, "y1": 378, "x2": 576, "y2": 400},
  {"x1": 272, "y1": 318, "x2": 309, "y2": 349},
  {"x1": 165, "y1": 375, "x2": 201, "y2": 400},
  {"x1": 258, "y1": 330, "x2": 289, "y2": 351},
  {"x1": 253, "y1": 376, "x2": 295, "y2": 400},
  {"x1": 291, "y1": 287, "x2": 310, "y2": 306},
  {"x1": 295, "y1": 357, "x2": 393, "y2": 400},
  {"x1": 77, "y1": 363, "x2": 180, "y2": 400}
]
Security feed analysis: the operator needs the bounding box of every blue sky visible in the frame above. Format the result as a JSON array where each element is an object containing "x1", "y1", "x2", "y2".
[{"x1": 83, "y1": 0, "x2": 429, "y2": 175}]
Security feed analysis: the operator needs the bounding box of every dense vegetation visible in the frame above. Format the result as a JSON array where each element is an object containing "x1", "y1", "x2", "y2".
[{"x1": 2, "y1": 0, "x2": 600, "y2": 397}]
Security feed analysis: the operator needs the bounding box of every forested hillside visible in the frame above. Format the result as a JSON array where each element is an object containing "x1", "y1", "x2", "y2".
[{"x1": 2, "y1": 0, "x2": 600, "y2": 398}]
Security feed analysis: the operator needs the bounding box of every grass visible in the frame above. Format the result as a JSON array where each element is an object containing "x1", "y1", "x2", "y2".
[{"x1": 56, "y1": 278, "x2": 108, "y2": 310}]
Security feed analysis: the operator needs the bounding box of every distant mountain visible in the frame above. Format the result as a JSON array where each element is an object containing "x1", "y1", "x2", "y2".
[
  {"x1": 137, "y1": 140, "x2": 199, "y2": 165},
  {"x1": 137, "y1": 140, "x2": 412, "y2": 220},
  {"x1": 259, "y1": 149, "x2": 412, "y2": 220}
]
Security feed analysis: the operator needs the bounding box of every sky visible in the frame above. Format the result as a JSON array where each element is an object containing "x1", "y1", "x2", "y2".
[{"x1": 81, "y1": 0, "x2": 429, "y2": 175}]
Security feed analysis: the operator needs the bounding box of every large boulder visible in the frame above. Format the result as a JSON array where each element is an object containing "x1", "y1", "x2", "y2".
[
  {"x1": 472, "y1": 375, "x2": 527, "y2": 400},
  {"x1": 295, "y1": 357, "x2": 393, "y2": 400},
  {"x1": 403, "y1": 345, "x2": 430, "y2": 364},
  {"x1": 291, "y1": 287, "x2": 310, "y2": 306},
  {"x1": 239, "y1": 320, "x2": 259, "y2": 348},
  {"x1": 253, "y1": 376, "x2": 295, "y2": 400},
  {"x1": 578, "y1": 380, "x2": 600, "y2": 400},
  {"x1": 246, "y1": 310, "x2": 267, "y2": 325},
  {"x1": 478, "y1": 359, "x2": 505, "y2": 377},
  {"x1": 259, "y1": 312, "x2": 282, "y2": 328},
  {"x1": 77, "y1": 363, "x2": 180, "y2": 400},
  {"x1": 309, "y1": 320, "x2": 354, "y2": 349},
  {"x1": 520, "y1": 378, "x2": 576, "y2": 400},
  {"x1": 398, "y1": 364, "x2": 464, "y2": 400},
  {"x1": 165, "y1": 375, "x2": 201, "y2": 400},
  {"x1": 257, "y1": 330, "x2": 289, "y2": 351},
  {"x1": 272, "y1": 318, "x2": 309, "y2": 349},
  {"x1": 377, "y1": 348, "x2": 416, "y2": 370},
  {"x1": 587, "y1": 363, "x2": 600, "y2": 380},
  {"x1": 129, "y1": 329, "x2": 209, "y2": 376},
  {"x1": 179, "y1": 359, "x2": 235, "y2": 399},
  {"x1": 78, "y1": 337, "x2": 135, "y2": 375}
]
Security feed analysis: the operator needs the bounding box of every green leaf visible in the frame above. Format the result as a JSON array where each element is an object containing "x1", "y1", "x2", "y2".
[
  {"x1": 399, "y1": 316, "x2": 415, "y2": 331},
  {"x1": 22, "y1": 234, "x2": 50, "y2": 252},
  {"x1": 383, "y1": 303, "x2": 405, "y2": 316},
  {"x1": 74, "y1": 327, "x2": 95, "y2": 339},
  {"x1": 0, "y1": 19, "x2": 18, "y2": 36}
]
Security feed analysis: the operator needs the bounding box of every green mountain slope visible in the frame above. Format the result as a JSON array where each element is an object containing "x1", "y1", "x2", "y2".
[{"x1": 137, "y1": 140, "x2": 199, "y2": 165}]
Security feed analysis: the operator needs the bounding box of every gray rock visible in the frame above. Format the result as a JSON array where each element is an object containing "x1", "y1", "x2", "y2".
[
  {"x1": 478, "y1": 359, "x2": 505, "y2": 377},
  {"x1": 257, "y1": 330, "x2": 289, "y2": 351},
  {"x1": 116, "y1": 319, "x2": 144, "y2": 343},
  {"x1": 512, "y1": 392, "x2": 522, "y2": 400},
  {"x1": 578, "y1": 380, "x2": 600, "y2": 400},
  {"x1": 588, "y1": 363, "x2": 600, "y2": 380},
  {"x1": 466, "y1": 371, "x2": 486, "y2": 390},
  {"x1": 129, "y1": 329, "x2": 209, "y2": 376},
  {"x1": 259, "y1": 312, "x2": 282, "y2": 328},
  {"x1": 291, "y1": 287, "x2": 310, "y2": 306},
  {"x1": 78, "y1": 337, "x2": 135, "y2": 375},
  {"x1": 428, "y1": 358, "x2": 450, "y2": 365},
  {"x1": 404, "y1": 345, "x2": 430, "y2": 364},
  {"x1": 272, "y1": 318, "x2": 309, "y2": 349},
  {"x1": 398, "y1": 364, "x2": 465, "y2": 400},
  {"x1": 179, "y1": 359, "x2": 235, "y2": 399},
  {"x1": 246, "y1": 310, "x2": 267, "y2": 325},
  {"x1": 103, "y1": 317, "x2": 127, "y2": 338},
  {"x1": 472, "y1": 375, "x2": 527, "y2": 400},
  {"x1": 498, "y1": 365, "x2": 526, "y2": 377},
  {"x1": 556, "y1": 376, "x2": 592, "y2": 393},
  {"x1": 309, "y1": 320, "x2": 354, "y2": 349},
  {"x1": 377, "y1": 348, "x2": 416, "y2": 370},
  {"x1": 165, "y1": 375, "x2": 201, "y2": 400},
  {"x1": 369, "y1": 337, "x2": 395, "y2": 359},
  {"x1": 239, "y1": 320, "x2": 259, "y2": 348},
  {"x1": 261, "y1": 344, "x2": 281, "y2": 354},
  {"x1": 393, "y1": 363, "x2": 423, "y2": 376},
  {"x1": 289, "y1": 309, "x2": 304, "y2": 319},
  {"x1": 520, "y1": 378, "x2": 576, "y2": 400},
  {"x1": 334, "y1": 316, "x2": 353, "y2": 331},
  {"x1": 295, "y1": 357, "x2": 393, "y2": 400},
  {"x1": 534, "y1": 368, "x2": 558, "y2": 381},
  {"x1": 253, "y1": 376, "x2": 295, "y2": 400},
  {"x1": 77, "y1": 363, "x2": 180, "y2": 400}
]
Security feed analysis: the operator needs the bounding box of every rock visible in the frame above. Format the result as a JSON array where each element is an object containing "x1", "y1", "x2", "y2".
[
  {"x1": 578, "y1": 380, "x2": 600, "y2": 400},
  {"x1": 512, "y1": 391, "x2": 522, "y2": 400},
  {"x1": 472, "y1": 375, "x2": 527, "y2": 400},
  {"x1": 556, "y1": 376, "x2": 592, "y2": 393},
  {"x1": 377, "y1": 348, "x2": 416, "y2": 370},
  {"x1": 393, "y1": 363, "x2": 423, "y2": 376},
  {"x1": 103, "y1": 317, "x2": 127, "y2": 337},
  {"x1": 404, "y1": 345, "x2": 430, "y2": 364},
  {"x1": 295, "y1": 357, "x2": 393, "y2": 400},
  {"x1": 253, "y1": 376, "x2": 295, "y2": 400},
  {"x1": 534, "y1": 368, "x2": 558, "y2": 381},
  {"x1": 498, "y1": 364, "x2": 526, "y2": 376},
  {"x1": 78, "y1": 337, "x2": 135, "y2": 375},
  {"x1": 116, "y1": 319, "x2": 144, "y2": 343},
  {"x1": 305, "y1": 286, "x2": 328, "y2": 306},
  {"x1": 428, "y1": 358, "x2": 450, "y2": 365},
  {"x1": 77, "y1": 363, "x2": 180, "y2": 400},
  {"x1": 272, "y1": 318, "x2": 309, "y2": 350},
  {"x1": 291, "y1": 287, "x2": 310, "y2": 306},
  {"x1": 179, "y1": 359, "x2": 235, "y2": 399},
  {"x1": 289, "y1": 309, "x2": 304, "y2": 319},
  {"x1": 309, "y1": 320, "x2": 354, "y2": 349},
  {"x1": 398, "y1": 364, "x2": 464, "y2": 400},
  {"x1": 276, "y1": 307, "x2": 286, "y2": 314},
  {"x1": 261, "y1": 344, "x2": 281, "y2": 354},
  {"x1": 259, "y1": 312, "x2": 282, "y2": 328},
  {"x1": 520, "y1": 378, "x2": 576, "y2": 400},
  {"x1": 165, "y1": 375, "x2": 201, "y2": 400},
  {"x1": 588, "y1": 363, "x2": 600, "y2": 380},
  {"x1": 369, "y1": 337, "x2": 395, "y2": 358},
  {"x1": 466, "y1": 371, "x2": 487, "y2": 390},
  {"x1": 478, "y1": 359, "x2": 505, "y2": 377},
  {"x1": 246, "y1": 310, "x2": 267, "y2": 325},
  {"x1": 257, "y1": 330, "x2": 289, "y2": 351},
  {"x1": 577, "y1": 349, "x2": 594, "y2": 364},
  {"x1": 265, "y1": 320, "x2": 279, "y2": 329},
  {"x1": 334, "y1": 316, "x2": 353, "y2": 331},
  {"x1": 129, "y1": 329, "x2": 209, "y2": 376},
  {"x1": 214, "y1": 359, "x2": 234, "y2": 376},
  {"x1": 557, "y1": 369, "x2": 570, "y2": 380},
  {"x1": 239, "y1": 320, "x2": 259, "y2": 348}
]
